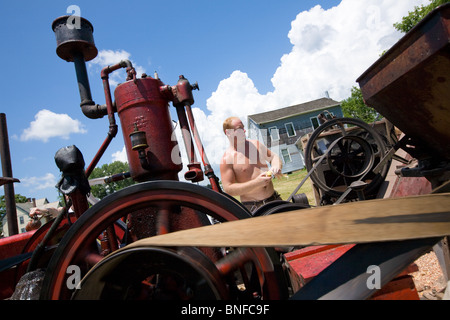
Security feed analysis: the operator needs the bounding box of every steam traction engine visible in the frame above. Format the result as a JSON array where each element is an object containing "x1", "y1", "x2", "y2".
[{"x1": 1, "y1": 4, "x2": 450, "y2": 301}]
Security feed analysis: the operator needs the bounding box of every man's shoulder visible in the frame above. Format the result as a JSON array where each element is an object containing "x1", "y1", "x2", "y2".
[{"x1": 220, "y1": 148, "x2": 234, "y2": 165}]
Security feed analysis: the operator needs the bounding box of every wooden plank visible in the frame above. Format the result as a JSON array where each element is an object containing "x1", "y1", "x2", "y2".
[{"x1": 124, "y1": 193, "x2": 450, "y2": 249}]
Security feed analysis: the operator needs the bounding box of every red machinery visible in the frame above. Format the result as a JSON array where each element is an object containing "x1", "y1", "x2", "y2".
[
  {"x1": 0, "y1": 14, "x2": 302, "y2": 300},
  {"x1": 1, "y1": 4, "x2": 449, "y2": 300}
]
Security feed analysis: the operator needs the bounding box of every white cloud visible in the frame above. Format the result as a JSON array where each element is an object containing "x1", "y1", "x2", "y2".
[
  {"x1": 269, "y1": 0, "x2": 429, "y2": 104},
  {"x1": 109, "y1": 0, "x2": 429, "y2": 178},
  {"x1": 20, "y1": 109, "x2": 87, "y2": 142},
  {"x1": 88, "y1": 49, "x2": 146, "y2": 86},
  {"x1": 199, "y1": 0, "x2": 429, "y2": 167},
  {"x1": 20, "y1": 173, "x2": 57, "y2": 191},
  {"x1": 112, "y1": 146, "x2": 128, "y2": 163}
]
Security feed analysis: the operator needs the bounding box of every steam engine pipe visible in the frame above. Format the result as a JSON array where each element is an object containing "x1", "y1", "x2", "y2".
[
  {"x1": 175, "y1": 104, "x2": 203, "y2": 182},
  {"x1": 85, "y1": 61, "x2": 135, "y2": 177},
  {"x1": 163, "y1": 75, "x2": 222, "y2": 190},
  {"x1": 53, "y1": 15, "x2": 218, "y2": 187},
  {"x1": 72, "y1": 52, "x2": 107, "y2": 119},
  {"x1": 184, "y1": 103, "x2": 221, "y2": 192},
  {"x1": 52, "y1": 16, "x2": 136, "y2": 178},
  {"x1": 52, "y1": 16, "x2": 107, "y2": 120}
]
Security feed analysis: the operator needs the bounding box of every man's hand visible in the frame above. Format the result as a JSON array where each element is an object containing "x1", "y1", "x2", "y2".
[
  {"x1": 270, "y1": 165, "x2": 282, "y2": 176},
  {"x1": 29, "y1": 207, "x2": 61, "y2": 219},
  {"x1": 256, "y1": 172, "x2": 273, "y2": 186},
  {"x1": 266, "y1": 165, "x2": 283, "y2": 179}
]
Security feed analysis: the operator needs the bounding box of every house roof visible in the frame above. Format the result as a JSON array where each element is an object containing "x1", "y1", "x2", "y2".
[
  {"x1": 248, "y1": 98, "x2": 341, "y2": 125},
  {"x1": 16, "y1": 202, "x2": 34, "y2": 215}
]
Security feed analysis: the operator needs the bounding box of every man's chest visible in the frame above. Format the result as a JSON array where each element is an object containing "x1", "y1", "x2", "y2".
[{"x1": 232, "y1": 163, "x2": 261, "y2": 181}]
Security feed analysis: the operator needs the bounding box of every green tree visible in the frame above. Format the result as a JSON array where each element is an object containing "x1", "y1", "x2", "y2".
[
  {"x1": 394, "y1": 0, "x2": 449, "y2": 33},
  {"x1": 341, "y1": 86, "x2": 379, "y2": 123},
  {"x1": 89, "y1": 161, "x2": 135, "y2": 199}
]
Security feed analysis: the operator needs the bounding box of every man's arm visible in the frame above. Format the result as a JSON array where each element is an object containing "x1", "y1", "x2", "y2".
[{"x1": 256, "y1": 141, "x2": 283, "y2": 176}]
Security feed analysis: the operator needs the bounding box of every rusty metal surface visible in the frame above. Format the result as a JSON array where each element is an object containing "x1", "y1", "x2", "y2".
[
  {"x1": 0, "y1": 113, "x2": 18, "y2": 235},
  {"x1": 357, "y1": 4, "x2": 450, "y2": 159},
  {"x1": 52, "y1": 15, "x2": 97, "y2": 62},
  {"x1": 0, "y1": 177, "x2": 19, "y2": 186},
  {"x1": 115, "y1": 77, "x2": 183, "y2": 181}
]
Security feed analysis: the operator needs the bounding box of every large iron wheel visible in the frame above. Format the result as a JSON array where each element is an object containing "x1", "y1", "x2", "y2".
[
  {"x1": 15, "y1": 215, "x2": 75, "y2": 284},
  {"x1": 40, "y1": 181, "x2": 290, "y2": 300},
  {"x1": 305, "y1": 118, "x2": 390, "y2": 199}
]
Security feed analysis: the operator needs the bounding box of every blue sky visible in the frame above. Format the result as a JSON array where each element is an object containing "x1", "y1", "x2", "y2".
[{"x1": 0, "y1": 0, "x2": 427, "y2": 202}]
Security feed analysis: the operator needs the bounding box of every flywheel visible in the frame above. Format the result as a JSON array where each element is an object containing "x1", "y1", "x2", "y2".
[{"x1": 40, "y1": 181, "x2": 292, "y2": 300}]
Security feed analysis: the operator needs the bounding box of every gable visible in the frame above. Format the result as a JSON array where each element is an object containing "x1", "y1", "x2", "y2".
[{"x1": 248, "y1": 98, "x2": 341, "y2": 125}]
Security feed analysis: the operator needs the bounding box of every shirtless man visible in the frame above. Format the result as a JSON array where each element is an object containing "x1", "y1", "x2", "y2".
[{"x1": 220, "y1": 116, "x2": 283, "y2": 214}]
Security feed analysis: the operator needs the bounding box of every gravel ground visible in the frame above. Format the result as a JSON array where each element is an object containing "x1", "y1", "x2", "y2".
[{"x1": 410, "y1": 250, "x2": 448, "y2": 300}]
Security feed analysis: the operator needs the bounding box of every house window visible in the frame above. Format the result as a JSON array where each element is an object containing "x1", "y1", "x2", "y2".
[
  {"x1": 281, "y1": 148, "x2": 292, "y2": 163},
  {"x1": 19, "y1": 216, "x2": 24, "y2": 225},
  {"x1": 310, "y1": 117, "x2": 320, "y2": 129},
  {"x1": 285, "y1": 122, "x2": 296, "y2": 137},
  {"x1": 269, "y1": 126, "x2": 279, "y2": 142}
]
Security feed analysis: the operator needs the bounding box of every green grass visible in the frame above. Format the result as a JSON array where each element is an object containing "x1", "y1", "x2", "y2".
[{"x1": 273, "y1": 168, "x2": 315, "y2": 206}]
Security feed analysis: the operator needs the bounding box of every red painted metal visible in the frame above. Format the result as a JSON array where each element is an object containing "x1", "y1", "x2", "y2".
[
  {"x1": 4, "y1": 9, "x2": 446, "y2": 300},
  {"x1": 0, "y1": 231, "x2": 35, "y2": 299},
  {"x1": 39, "y1": 182, "x2": 286, "y2": 300},
  {"x1": 184, "y1": 103, "x2": 221, "y2": 192},
  {"x1": 285, "y1": 245, "x2": 355, "y2": 283},
  {"x1": 370, "y1": 276, "x2": 419, "y2": 300},
  {"x1": 0, "y1": 232, "x2": 35, "y2": 261},
  {"x1": 115, "y1": 77, "x2": 183, "y2": 182},
  {"x1": 391, "y1": 176, "x2": 432, "y2": 198},
  {"x1": 285, "y1": 244, "x2": 422, "y2": 300},
  {"x1": 84, "y1": 63, "x2": 122, "y2": 177},
  {"x1": 357, "y1": 4, "x2": 450, "y2": 160},
  {"x1": 174, "y1": 104, "x2": 203, "y2": 182},
  {"x1": 70, "y1": 189, "x2": 89, "y2": 219},
  {"x1": 14, "y1": 216, "x2": 76, "y2": 283}
]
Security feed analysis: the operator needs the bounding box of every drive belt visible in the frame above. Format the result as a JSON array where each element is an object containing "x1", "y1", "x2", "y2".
[{"x1": 125, "y1": 193, "x2": 450, "y2": 249}]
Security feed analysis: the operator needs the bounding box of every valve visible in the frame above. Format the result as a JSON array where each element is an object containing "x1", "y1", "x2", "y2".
[
  {"x1": 129, "y1": 123, "x2": 149, "y2": 151},
  {"x1": 172, "y1": 75, "x2": 199, "y2": 107},
  {"x1": 129, "y1": 123, "x2": 152, "y2": 171},
  {"x1": 184, "y1": 162, "x2": 204, "y2": 183}
]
